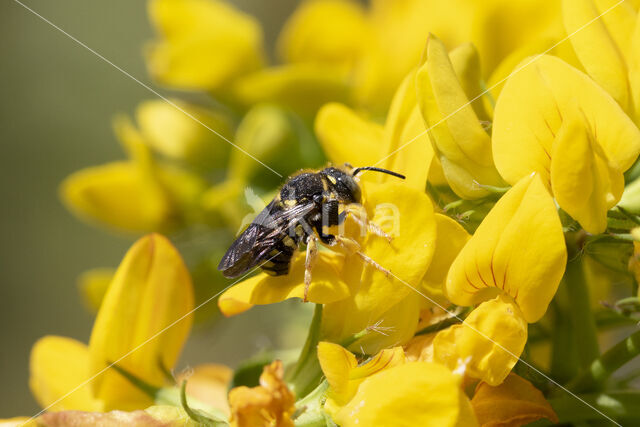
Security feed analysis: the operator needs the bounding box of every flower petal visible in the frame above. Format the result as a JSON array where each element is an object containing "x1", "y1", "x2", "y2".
[
  {"x1": 321, "y1": 182, "x2": 436, "y2": 349},
  {"x1": 136, "y1": 99, "x2": 233, "y2": 169},
  {"x1": 317, "y1": 342, "x2": 358, "y2": 407},
  {"x1": 176, "y1": 364, "x2": 233, "y2": 417},
  {"x1": 38, "y1": 409, "x2": 170, "y2": 426},
  {"x1": 449, "y1": 43, "x2": 490, "y2": 121},
  {"x1": 630, "y1": 11, "x2": 640, "y2": 122},
  {"x1": 218, "y1": 252, "x2": 351, "y2": 317},
  {"x1": 550, "y1": 115, "x2": 625, "y2": 233},
  {"x1": 228, "y1": 360, "x2": 295, "y2": 427},
  {"x1": 146, "y1": 0, "x2": 264, "y2": 90},
  {"x1": 416, "y1": 35, "x2": 505, "y2": 199},
  {"x1": 29, "y1": 336, "x2": 102, "y2": 412},
  {"x1": 422, "y1": 214, "x2": 471, "y2": 301},
  {"x1": 277, "y1": 0, "x2": 369, "y2": 67},
  {"x1": 88, "y1": 234, "x2": 194, "y2": 410},
  {"x1": 78, "y1": 268, "x2": 114, "y2": 313},
  {"x1": 445, "y1": 174, "x2": 566, "y2": 322},
  {"x1": 60, "y1": 162, "x2": 172, "y2": 233},
  {"x1": 333, "y1": 362, "x2": 478, "y2": 427},
  {"x1": 378, "y1": 71, "x2": 435, "y2": 190},
  {"x1": 562, "y1": 0, "x2": 636, "y2": 110},
  {"x1": 230, "y1": 64, "x2": 350, "y2": 115},
  {"x1": 315, "y1": 103, "x2": 384, "y2": 166},
  {"x1": 471, "y1": 373, "x2": 559, "y2": 426},
  {"x1": 434, "y1": 295, "x2": 528, "y2": 386},
  {"x1": 493, "y1": 55, "x2": 640, "y2": 187}
]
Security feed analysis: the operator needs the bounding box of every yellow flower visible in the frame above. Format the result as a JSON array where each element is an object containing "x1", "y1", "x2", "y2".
[
  {"x1": 433, "y1": 174, "x2": 566, "y2": 385},
  {"x1": 493, "y1": 54, "x2": 640, "y2": 233},
  {"x1": 145, "y1": 0, "x2": 563, "y2": 114},
  {"x1": 61, "y1": 116, "x2": 206, "y2": 234},
  {"x1": 470, "y1": 373, "x2": 559, "y2": 427},
  {"x1": 416, "y1": 34, "x2": 505, "y2": 199},
  {"x1": 433, "y1": 295, "x2": 528, "y2": 386},
  {"x1": 317, "y1": 342, "x2": 478, "y2": 427},
  {"x1": 277, "y1": 0, "x2": 370, "y2": 70},
  {"x1": 421, "y1": 214, "x2": 471, "y2": 303},
  {"x1": 562, "y1": 0, "x2": 640, "y2": 120},
  {"x1": 30, "y1": 234, "x2": 194, "y2": 411},
  {"x1": 135, "y1": 99, "x2": 234, "y2": 169},
  {"x1": 316, "y1": 69, "x2": 435, "y2": 190},
  {"x1": 218, "y1": 180, "x2": 437, "y2": 353},
  {"x1": 228, "y1": 360, "x2": 295, "y2": 427},
  {"x1": 146, "y1": 0, "x2": 264, "y2": 90}
]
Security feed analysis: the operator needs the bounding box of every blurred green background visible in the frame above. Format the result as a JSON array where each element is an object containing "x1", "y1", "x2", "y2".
[{"x1": 0, "y1": 0, "x2": 307, "y2": 417}]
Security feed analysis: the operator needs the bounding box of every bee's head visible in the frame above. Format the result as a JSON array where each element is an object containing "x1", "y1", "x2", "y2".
[
  {"x1": 320, "y1": 166, "x2": 362, "y2": 203},
  {"x1": 321, "y1": 164, "x2": 405, "y2": 204}
]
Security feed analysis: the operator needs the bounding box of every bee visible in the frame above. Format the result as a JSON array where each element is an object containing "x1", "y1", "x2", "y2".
[{"x1": 218, "y1": 164, "x2": 405, "y2": 301}]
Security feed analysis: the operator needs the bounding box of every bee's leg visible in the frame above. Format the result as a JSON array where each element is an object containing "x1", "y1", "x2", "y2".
[
  {"x1": 333, "y1": 235, "x2": 391, "y2": 277},
  {"x1": 339, "y1": 205, "x2": 392, "y2": 242},
  {"x1": 303, "y1": 234, "x2": 319, "y2": 302}
]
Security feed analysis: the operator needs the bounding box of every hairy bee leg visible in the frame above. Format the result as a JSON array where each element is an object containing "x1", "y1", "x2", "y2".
[
  {"x1": 341, "y1": 205, "x2": 392, "y2": 242},
  {"x1": 333, "y1": 236, "x2": 391, "y2": 277},
  {"x1": 303, "y1": 235, "x2": 319, "y2": 303},
  {"x1": 356, "y1": 251, "x2": 391, "y2": 277}
]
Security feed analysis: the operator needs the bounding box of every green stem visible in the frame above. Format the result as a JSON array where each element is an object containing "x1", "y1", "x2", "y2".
[
  {"x1": 550, "y1": 390, "x2": 640, "y2": 424},
  {"x1": 550, "y1": 297, "x2": 579, "y2": 382},
  {"x1": 294, "y1": 381, "x2": 330, "y2": 426},
  {"x1": 287, "y1": 304, "x2": 324, "y2": 398},
  {"x1": 568, "y1": 329, "x2": 640, "y2": 393},
  {"x1": 565, "y1": 254, "x2": 600, "y2": 368}
]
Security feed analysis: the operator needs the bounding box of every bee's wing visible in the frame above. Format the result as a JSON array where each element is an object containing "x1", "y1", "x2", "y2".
[{"x1": 218, "y1": 200, "x2": 316, "y2": 278}]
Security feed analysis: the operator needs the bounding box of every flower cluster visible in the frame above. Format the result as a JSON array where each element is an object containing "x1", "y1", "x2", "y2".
[{"x1": 7, "y1": 0, "x2": 640, "y2": 426}]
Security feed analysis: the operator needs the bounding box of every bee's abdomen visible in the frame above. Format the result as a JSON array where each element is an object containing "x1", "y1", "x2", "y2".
[{"x1": 261, "y1": 234, "x2": 300, "y2": 276}]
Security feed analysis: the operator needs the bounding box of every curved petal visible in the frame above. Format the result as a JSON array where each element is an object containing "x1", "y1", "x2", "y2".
[
  {"x1": 146, "y1": 0, "x2": 264, "y2": 90},
  {"x1": 29, "y1": 336, "x2": 102, "y2": 412},
  {"x1": 562, "y1": 0, "x2": 636, "y2": 110},
  {"x1": 315, "y1": 103, "x2": 384, "y2": 166},
  {"x1": 320, "y1": 182, "x2": 436, "y2": 347},
  {"x1": 377, "y1": 70, "x2": 435, "y2": 190},
  {"x1": 218, "y1": 252, "x2": 351, "y2": 317},
  {"x1": 416, "y1": 35, "x2": 505, "y2": 199},
  {"x1": 323, "y1": 293, "x2": 422, "y2": 355},
  {"x1": 136, "y1": 99, "x2": 233, "y2": 169},
  {"x1": 449, "y1": 43, "x2": 490, "y2": 121},
  {"x1": 493, "y1": 55, "x2": 640, "y2": 187},
  {"x1": 333, "y1": 362, "x2": 478, "y2": 427},
  {"x1": 60, "y1": 162, "x2": 172, "y2": 234},
  {"x1": 317, "y1": 342, "x2": 358, "y2": 407},
  {"x1": 445, "y1": 174, "x2": 566, "y2": 322},
  {"x1": 433, "y1": 296, "x2": 528, "y2": 386},
  {"x1": 630, "y1": 11, "x2": 640, "y2": 122},
  {"x1": 550, "y1": 116, "x2": 625, "y2": 233},
  {"x1": 422, "y1": 214, "x2": 471, "y2": 301},
  {"x1": 277, "y1": 0, "x2": 369, "y2": 67},
  {"x1": 88, "y1": 234, "x2": 194, "y2": 410}
]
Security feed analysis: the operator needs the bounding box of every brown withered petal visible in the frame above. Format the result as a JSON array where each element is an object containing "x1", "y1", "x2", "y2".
[
  {"x1": 471, "y1": 373, "x2": 558, "y2": 427},
  {"x1": 36, "y1": 410, "x2": 166, "y2": 427},
  {"x1": 228, "y1": 360, "x2": 295, "y2": 427}
]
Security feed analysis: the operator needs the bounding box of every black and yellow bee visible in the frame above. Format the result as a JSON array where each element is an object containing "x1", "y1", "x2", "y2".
[{"x1": 218, "y1": 164, "x2": 405, "y2": 300}]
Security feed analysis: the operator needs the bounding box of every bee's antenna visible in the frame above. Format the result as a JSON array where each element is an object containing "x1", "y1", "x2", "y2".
[{"x1": 352, "y1": 166, "x2": 405, "y2": 180}]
